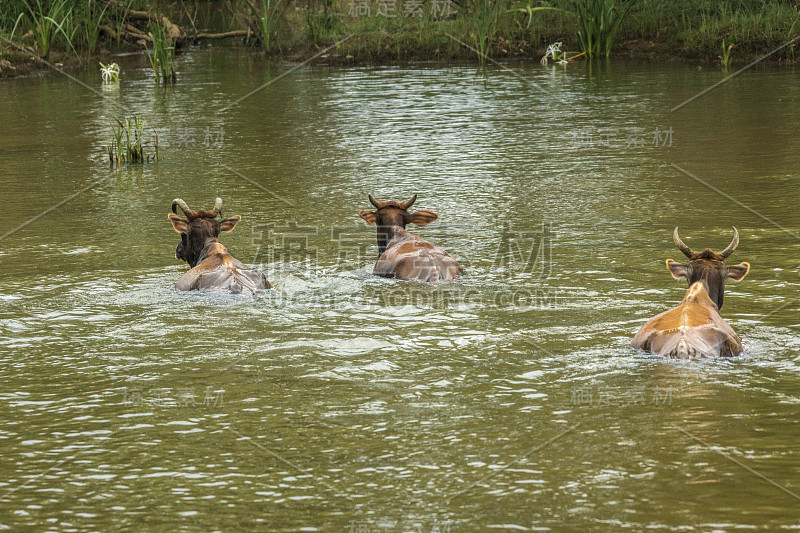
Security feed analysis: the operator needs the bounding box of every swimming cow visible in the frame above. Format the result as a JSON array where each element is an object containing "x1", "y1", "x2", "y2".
[
  {"x1": 168, "y1": 198, "x2": 270, "y2": 294},
  {"x1": 631, "y1": 228, "x2": 750, "y2": 358},
  {"x1": 359, "y1": 194, "x2": 462, "y2": 282}
]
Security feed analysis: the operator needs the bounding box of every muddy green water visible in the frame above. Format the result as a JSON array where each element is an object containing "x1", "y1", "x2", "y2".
[{"x1": 1, "y1": 50, "x2": 800, "y2": 531}]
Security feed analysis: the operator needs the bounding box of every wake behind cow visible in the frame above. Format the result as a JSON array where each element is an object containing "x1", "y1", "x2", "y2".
[
  {"x1": 631, "y1": 228, "x2": 750, "y2": 358},
  {"x1": 359, "y1": 194, "x2": 462, "y2": 282},
  {"x1": 168, "y1": 198, "x2": 270, "y2": 294}
]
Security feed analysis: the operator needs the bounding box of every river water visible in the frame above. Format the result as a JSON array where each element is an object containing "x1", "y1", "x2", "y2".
[{"x1": 1, "y1": 50, "x2": 799, "y2": 531}]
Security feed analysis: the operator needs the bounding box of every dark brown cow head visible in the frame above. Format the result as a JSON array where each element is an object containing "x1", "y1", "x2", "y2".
[
  {"x1": 168, "y1": 198, "x2": 241, "y2": 268},
  {"x1": 667, "y1": 227, "x2": 750, "y2": 310},
  {"x1": 359, "y1": 194, "x2": 439, "y2": 256}
]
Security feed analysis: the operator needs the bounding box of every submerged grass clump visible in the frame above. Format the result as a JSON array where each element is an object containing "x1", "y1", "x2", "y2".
[{"x1": 108, "y1": 115, "x2": 158, "y2": 166}]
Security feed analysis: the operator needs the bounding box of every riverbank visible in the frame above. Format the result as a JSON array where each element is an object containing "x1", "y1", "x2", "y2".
[{"x1": 1, "y1": 0, "x2": 798, "y2": 79}]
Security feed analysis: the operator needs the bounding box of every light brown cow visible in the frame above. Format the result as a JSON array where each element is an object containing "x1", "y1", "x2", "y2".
[
  {"x1": 168, "y1": 198, "x2": 270, "y2": 294},
  {"x1": 631, "y1": 228, "x2": 750, "y2": 358},
  {"x1": 359, "y1": 194, "x2": 462, "y2": 282}
]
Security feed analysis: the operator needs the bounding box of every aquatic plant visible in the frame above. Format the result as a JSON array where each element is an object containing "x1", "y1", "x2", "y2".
[
  {"x1": 146, "y1": 20, "x2": 176, "y2": 83},
  {"x1": 108, "y1": 115, "x2": 158, "y2": 166},
  {"x1": 99, "y1": 61, "x2": 119, "y2": 82},
  {"x1": 541, "y1": 41, "x2": 567, "y2": 63},
  {"x1": 719, "y1": 39, "x2": 735, "y2": 69}
]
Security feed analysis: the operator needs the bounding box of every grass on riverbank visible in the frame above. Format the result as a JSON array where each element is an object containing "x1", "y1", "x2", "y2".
[
  {"x1": 300, "y1": 0, "x2": 799, "y2": 63},
  {"x1": 1, "y1": 0, "x2": 798, "y2": 75}
]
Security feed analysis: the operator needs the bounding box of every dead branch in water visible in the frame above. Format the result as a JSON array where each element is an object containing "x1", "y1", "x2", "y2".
[{"x1": 196, "y1": 30, "x2": 253, "y2": 39}]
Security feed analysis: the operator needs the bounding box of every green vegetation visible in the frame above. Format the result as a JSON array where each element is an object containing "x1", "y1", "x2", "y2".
[
  {"x1": 306, "y1": 9, "x2": 339, "y2": 45},
  {"x1": 471, "y1": 0, "x2": 503, "y2": 62},
  {"x1": 15, "y1": 0, "x2": 77, "y2": 57},
  {"x1": 572, "y1": 0, "x2": 635, "y2": 57},
  {"x1": 510, "y1": 0, "x2": 634, "y2": 57},
  {"x1": 0, "y1": 0, "x2": 798, "y2": 72},
  {"x1": 720, "y1": 39, "x2": 735, "y2": 69},
  {"x1": 316, "y1": 0, "x2": 799, "y2": 64},
  {"x1": 82, "y1": 0, "x2": 111, "y2": 54},
  {"x1": 99, "y1": 60, "x2": 119, "y2": 81},
  {"x1": 146, "y1": 19, "x2": 176, "y2": 82},
  {"x1": 247, "y1": 0, "x2": 288, "y2": 53},
  {"x1": 111, "y1": 0, "x2": 135, "y2": 47},
  {"x1": 109, "y1": 115, "x2": 158, "y2": 166}
]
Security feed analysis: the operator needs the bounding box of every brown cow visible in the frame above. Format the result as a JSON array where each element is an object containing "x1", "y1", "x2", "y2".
[
  {"x1": 359, "y1": 194, "x2": 462, "y2": 282},
  {"x1": 631, "y1": 228, "x2": 750, "y2": 358},
  {"x1": 168, "y1": 198, "x2": 270, "y2": 294}
]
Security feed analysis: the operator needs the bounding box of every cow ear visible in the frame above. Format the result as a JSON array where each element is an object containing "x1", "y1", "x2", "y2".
[
  {"x1": 666, "y1": 259, "x2": 689, "y2": 279},
  {"x1": 727, "y1": 262, "x2": 750, "y2": 281},
  {"x1": 169, "y1": 214, "x2": 189, "y2": 233},
  {"x1": 219, "y1": 215, "x2": 241, "y2": 232},
  {"x1": 359, "y1": 210, "x2": 377, "y2": 225},
  {"x1": 406, "y1": 210, "x2": 438, "y2": 227}
]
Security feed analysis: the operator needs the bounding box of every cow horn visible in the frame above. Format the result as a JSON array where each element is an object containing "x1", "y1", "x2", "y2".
[
  {"x1": 212, "y1": 197, "x2": 223, "y2": 217},
  {"x1": 368, "y1": 194, "x2": 382, "y2": 209},
  {"x1": 402, "y1": 194, "x2": 417, "y2": 210},
  {"x1": 719, "y1": 227, "x2": 739, "y2": 259},
  {"x1": 172, "y1": 198, "x2": 195, "y2": 218},
  {"x1": 673, "y1": 227, "x2": 693, "y2": 258}
]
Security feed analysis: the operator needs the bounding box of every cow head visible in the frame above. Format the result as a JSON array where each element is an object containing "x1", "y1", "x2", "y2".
[
  {"x1": 667, "y1": 227, "x2": 750, "y2": 310},
  {"x1": 359, "y1": 194, "x2": 439, "y2": 256},
  {"x1": 168, "y1": 198, "x2": 241, "y2": 268}
]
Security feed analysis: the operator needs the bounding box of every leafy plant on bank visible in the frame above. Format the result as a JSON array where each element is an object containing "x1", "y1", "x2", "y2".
[
  {"x1": 573, "y1": 0, "x2": 633, "y2": 57},
  {"x1": 306, "y1": 9, "x2": 338, "y2": 45},
  {"x1": 82, "y1": 0, "x2": 111, "y2": 54},
  {"x1": 515, "y1": 0, "x2": 634, "y2": 57},
  {"x1": 112, "y1": 0, "x2": 134, "y2": 47},
  {"x1": 16, "y1": 0, "x2": 77, "y2": 57}
]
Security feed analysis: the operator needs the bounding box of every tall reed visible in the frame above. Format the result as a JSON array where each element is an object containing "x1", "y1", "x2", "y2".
[
  {"x1": 471, "y1": 0, "x2": 503, "y2": 63},
  {"x1": 247, "y1": 0, "x2": 286, "y2": 53},
  {"x1": 146, "y1": 20, "x2": 176, "y2": 83}
]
